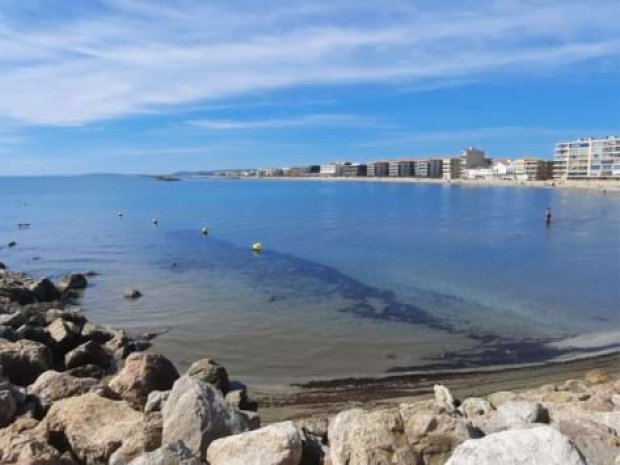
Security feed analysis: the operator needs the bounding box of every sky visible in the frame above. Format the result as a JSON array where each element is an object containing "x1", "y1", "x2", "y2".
[{"x1": 0, "y1": 0, "x2": 619, "y2": 175}]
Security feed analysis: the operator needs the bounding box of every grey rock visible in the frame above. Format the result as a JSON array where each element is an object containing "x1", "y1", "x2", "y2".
[
  {"x1": 61, "y1": 273, "x2": 88, "y2": 290},
  {"x1": 0, "y1": 311, "x2": 27, "y2": 328},
  {"x1": 81, "y1": 322, "x2": 114, "y2": 343},
  {"x1": 0, "y1": 325, "x2": 18, "y2": 341},
  {"x1": 162, "y1": 375, "x2": 250, "y2": 459},
  {"x1": 0, "y1": 378, "x2": 18, "y2": 427},
  {"x1": 127, "y1": 441, "x2": 200, "y2": 465},
  {"x1": 28, "y1": 278, "x2": 61, "y2": 302},
  {"x1": 123, "y1": 289, "x2": 143, "y2": 300},
  {"x1": 145, "y1": 390, "x2": 170, "y2": 413},
  {"x1": 458, "y1": 397, "x2": 494, "y2": 419},
  {"x1": 445, "y1": 425, "x2": 587, "y2": 465},
  {"x1": 0, "y1": 339, "x2": 52, "y2": 385},
  {"x1": 28, "y1": 370, "x2": 98, "y2": 410}
]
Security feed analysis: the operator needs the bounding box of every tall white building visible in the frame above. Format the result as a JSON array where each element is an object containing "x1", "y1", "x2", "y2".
[{"x1": 553, "y1": 136, "x2": 620, "y2": 179}]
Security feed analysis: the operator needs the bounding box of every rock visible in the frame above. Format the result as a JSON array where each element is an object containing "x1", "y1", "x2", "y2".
[
  {"x1": 0, "y1": 311, "x2": 27, "y2": 328},
  {"x1": 61, "y1": 273, "x2": 88, "y2": 290},
  {"x1": 108, "y1": 352, "x2": 179, "y2": 409},
  {"x1": 238, "y1": 410, "x2": 262, "y2": 431},
  {"x1": 0, "y1": 325, "x2": 18, "y2": 341},
  {"x1": 144, "y1": 390, "x2": 170, "y2": 413},
  {"x1": 0, "y1": 339, "x2": 52, "y2": 385},
  {"x1": 458, "y1": 397, "x2": 494, "y2": 419},
  {"x1": 0, "y1": 286, "x2": 36, "y2": 305},
  {"x1": 445, "y1": 425, "x2": 587, "y2": 465},
  {"x1": 64, "y1": 341, "x2": 112, "y2": 370},
  {"x1": 8, "y1": 241, "x2": 17, "y2": 248},
  {"x1": 44, "y1": 308, "x2": 87, "y2": 327},
  {"x1": 207, "y1": 421, "x2": 303, "y2": 465},
  {"x1": 186, "y1": 358, "x2": 230, "y2": 393},
  {"x1": 586, "y1": 369, "x2": 610, "y2": 385},
  {"x1": 560, "y1": 379, "x2": 591, "y2": 394},
  {"x1": 162, "y1": 375, "x2": 250, "y2": 459},
  {"x1": 328, "y1": 408, "x2": 407, "y2": 465},
  {"x1": 496, "y1": 401, "x2": 549, "y2": 424},
  {"x1": 105, "y1": 329, "x2": 129, "y2": 353},
  {"x1": 0, "y1": 416, "x2": 59, "y2": 463},
  {"x1": 434, "y1": 384, "x2": 456, "y2": 413},
  {"x1": 28, "y1": 279, "x2": 61, "y2": 302},
  {"x1": 0, "y1": 378, "x2": 18, "y2": 427},
  {"x1": 66, "y1": 364, "x2": 106, "y2": 379},
  {"x1": 0, "y1": 262, "x2": 5, "y2": 270},
  {"x1": 28, "y1": 370, "x2": 98, "y2": 410},
  {"x1": 127, "y1": 441, "x2": 200, "y2": 465},
  {"x1": 295, "y1": 416, "x2": 330, "y2": 441},
  {"x1": 399, "y1": 404, "x2": 481, "y2": 464},
  {"x1": 543, "y1": 391, "x2": 582, "y2": 404},
  {"x1": 47, "y1": 318, "x2": 80, "y2": 351},
  {"x1": 487, "y1": 390, "x2": 517, "y2": 408},
  {"x1": 123, "y1": 289, "x2": 142, "y2": 300},
  {"x1": 108, "y1": 412, "x2": 163, "y2": 465},
  {"x1": 16, "y1": 325, "x2": 55, "y2": 346},
  {"x1": 44, "y1": 393, "x2": 148, "y2": 465},
  {"x1": 225, "y1": 388, "x2": 258, "y2": 412},
  {"x1": 80, "y1": 322, "x2": 113, "y2": 343},
  {"x1": 557, "y1": 416, "x2": 620, "y2": 465}
]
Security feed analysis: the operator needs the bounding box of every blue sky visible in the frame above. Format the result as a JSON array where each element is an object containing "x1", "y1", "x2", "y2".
[{"x1": 1, "y1": 0, "x2": 619, "y2": 175}]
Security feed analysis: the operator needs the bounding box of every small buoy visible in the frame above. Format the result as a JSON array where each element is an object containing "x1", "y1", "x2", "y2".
[
  {"x1": 201, "y1": 227, "x2": 209, "y2": 235},
  {"x1": 252, "y1": 242, "x2": 262, "y2": 252},
  {"x1": 118, "y1": 212, "x2": 124, "y2": 217},
  {"x1": 152, "y1": 218, "x2": 158, "y2": 225}
]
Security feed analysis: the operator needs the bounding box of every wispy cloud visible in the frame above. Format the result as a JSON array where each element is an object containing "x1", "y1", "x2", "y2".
[
  {"x1": 190, "y1": 113, "x2": 379, "y2": 130},
  {"x1": 0, "y1": 0, "x2": 618, "y2": 125}
]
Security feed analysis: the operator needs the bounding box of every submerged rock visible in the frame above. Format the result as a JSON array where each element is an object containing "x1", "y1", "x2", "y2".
[
  {"x1": 108, "y1": 352, "x2": 179, "y2": 409},
  {"x1": 162, "y1": 375, "x2": 250, "y2": 459},
  {"x1": 123, "y1": 289, "x2": 142, "y2": 300},
  {"x1": 60, "y1": 273, "x2": 88, "y2": 291},
  {"x1": 445, "y1": 426, "x2": 587, "y2": 465},
  {"x1": 207, "y1": 421, "x2": 303, "y2": 465}
]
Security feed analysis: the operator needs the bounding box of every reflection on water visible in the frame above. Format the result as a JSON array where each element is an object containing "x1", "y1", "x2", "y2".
[{"x1": 1, "y1": 175, "x2": 619, "y2": 386}]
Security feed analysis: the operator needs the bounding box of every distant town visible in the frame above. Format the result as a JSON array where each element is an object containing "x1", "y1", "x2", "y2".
[{"x1": 202, "y1": 136, "x2": 620, "y2": 182}]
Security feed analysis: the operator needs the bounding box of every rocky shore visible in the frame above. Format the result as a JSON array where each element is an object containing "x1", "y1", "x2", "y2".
[{"x1": 1, "y1": 264, "x2": 619, "y2": 464}]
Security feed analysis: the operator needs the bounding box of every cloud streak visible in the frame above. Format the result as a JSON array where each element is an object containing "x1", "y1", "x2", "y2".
[
  {"x1": 190, "y1": 114, "x2": 379, "y2": 130},
  {"x1": 0, "y1": 0, "x2": 618, "y2": 125}
]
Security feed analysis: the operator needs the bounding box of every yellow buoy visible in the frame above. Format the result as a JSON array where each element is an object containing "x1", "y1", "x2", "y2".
[{"x1": 252, "y1": 242, "x2": 262, "y2": 252}]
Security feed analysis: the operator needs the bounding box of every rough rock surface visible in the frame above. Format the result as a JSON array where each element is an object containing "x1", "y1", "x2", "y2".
[
  {"x1": 162, "y1": 375, "x2": 250, "y2": 459},
  {"x1": 127, "y1": 441, "x2": 200, "y2": 465},
  {"x1": 28, "y1": 279, "x2": 61, "y2": 302},
  {"x1": 458, "y1": 397, "x2": 494, "y2": 419},
  {"x1": 144, "y1": 390, "x2": 170, "y2": 414},
  {"x1": 64, "y1": 341, "x2": 112, "y2": 370},
  {"x1": 43, "y1": 393, "x2": 147, "y2": 465},
  {"x1": 0, "y1": 339, "x2": 53, "y2": 385},
  {"x1": 445, "y1": 425, "x2": 587, "y2": 465},
  {"x1": 28, "y1": 370, "x2": 98, "y2": 410},
  {"x1": 0, "y1": 377, "x2": 18, "y2": 427},
  {"x1": 186, "y1": 358, "x2": 230, "y2": 393},
  {"x1": 207, "y1": 421, "x2": 303, "y2": 465},
  {"x1": 108, "y1": 352, "x2": 179, "y2": 409}
]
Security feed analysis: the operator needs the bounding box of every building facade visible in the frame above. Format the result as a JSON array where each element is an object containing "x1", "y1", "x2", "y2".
[
  {"x1": 341, "y1": 163, "x2": 367, "y2": 177},
  {"x1": 460, "y1": 147, "x2": 488, "y2": 170},
  {"x1": 367, "y1": 161, "x2": 390, "y2": 177},
  {"x1": 442, "y1": 158, "x2": 461, "y2": 180},
  {"x1": 320, "y1": 163, "x2": 343, "y2": 176},
  {"x1": 553, "y1": 136, "x2": 620, "y2": 179}
]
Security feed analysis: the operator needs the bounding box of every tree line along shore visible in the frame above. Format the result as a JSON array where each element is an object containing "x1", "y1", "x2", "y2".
[{"x1": 1, "y1": 263, "x2": 619, "y2": 465}]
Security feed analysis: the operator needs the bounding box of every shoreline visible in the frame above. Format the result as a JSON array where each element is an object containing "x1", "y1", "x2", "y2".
[
  {"x1": 257, "y1": 351, "x2": 620, "y2": 423},
  {"x1": 234, "y1": 175, "x2": 620, "y2": 192}
]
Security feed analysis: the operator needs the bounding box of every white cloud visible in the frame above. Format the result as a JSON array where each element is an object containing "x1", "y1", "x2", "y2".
[
  {"x1": 0, "y1": 0, "x2": 618, "y2": 125},
  {"x1": 191, "y1": 114, "x2": 379, "y2": 130}
]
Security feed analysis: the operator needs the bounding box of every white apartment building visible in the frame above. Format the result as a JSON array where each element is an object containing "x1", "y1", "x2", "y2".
[
  {"x1": 553, "y1": 136, "x2": 620, "y2": 179},
  {"x1": 442, "y1": 158, "x2": 461, "y2": 180},
  {"x1": 320, "y1": 163, "x2": 343, "y2": 176}
]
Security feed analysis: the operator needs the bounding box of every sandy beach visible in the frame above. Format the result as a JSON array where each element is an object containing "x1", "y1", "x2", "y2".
[{"x1": 245, "y1": 175, "x2": 620, "y2": 192}]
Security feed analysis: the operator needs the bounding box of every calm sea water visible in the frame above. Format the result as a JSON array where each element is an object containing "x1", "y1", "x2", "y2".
[{"x1": 1, "y1": 175, "x2": 619, "y2": 387}]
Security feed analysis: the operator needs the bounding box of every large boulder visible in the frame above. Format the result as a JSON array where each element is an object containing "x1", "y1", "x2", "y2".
[
  {"x1": 127, "y1": 441, "x2": 200, "y2": 465},
  {"x1": 328, "y1": 408, "x2": 409, "y2": 465},
  {"x1": 108, "y1": 352, "x2": 179, "y2": 409},
  {"x1": 43, "y1": 393, "x2": 150, "y2": 465},
  {"x1": 44, "y1": 309, "x2": 87, "y2": 327},
  {"x1": 186, "y1": 358, "x2": 230, "y2": 393},
  {"x1": 108, "y1": 412, "x2": 163, "y2": 465},
  {"x1": 162, "y1": 375, "x2": 250, "y2": 459},
  {"x1": 0, "y1": 311, "x2": 27, "y2": 328},
  {"x1": 458, "y1": 397, "x2": 494, "y2": 419},
  {"x1": 496, "y1": 400, "x2": 549, "y2": 424},
  {"x1": 64, "y1": 341, "x2": 112, "y2": 370},
  {"x1": 47, "y1": 319, "x2": 80, "y2": 352},
  {"x1": 487, "y1": 391, "x2": 517, "y2": 408},
  {"x1": 80, "y1": 323, "x2": 114, "y2": 344},
  {"x1": 144, "y1": 390, "x2": 170, "y2": 413},
  {"x1": 445, "y1": 425, "x2": 587, "y2": 465},
  {"x1": 586, "y1": 369, "x2": 610, "y2": 385},
  {"x1": 207, "y1": 421, "x2": 303, "y2": 465},
  {"x1": 434, "y1": 384, "x2": 456, "y2": 413},
  {"x1": 28, "y1": 279, "x2": 61, "y2": 302},
  {"x1": 556, "y1": 416, "x2": 619, "y2": 465},
  {"x1": 28, "y1": 370, "x2": 98, "y2": 410},
  {"x1": 0, "y1": 339, "x2": 52, "y2": 385},
  {"x1": 0, "y1": 285, "x2": 37, "y2": 305}
]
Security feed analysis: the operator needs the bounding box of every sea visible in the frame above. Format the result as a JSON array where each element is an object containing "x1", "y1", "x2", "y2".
[{"x1": 1, "y1": 175, "x2": 619, "y2": 388}]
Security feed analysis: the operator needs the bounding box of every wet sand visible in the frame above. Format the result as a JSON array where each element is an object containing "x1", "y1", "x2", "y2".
[{"x1": 256, "y1": 351, "x2": 620, "y2": 423}]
